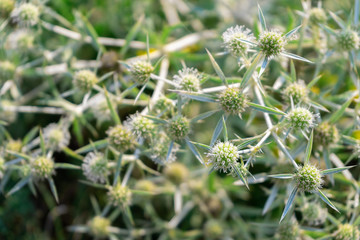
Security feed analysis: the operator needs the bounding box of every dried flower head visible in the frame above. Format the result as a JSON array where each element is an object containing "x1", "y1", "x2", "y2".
[
  {"x1": 107, "y1": 184, "x2": 132, "y2": 207},
  {"x1": 337, "y1": 30, "x2": 359, "y2": 51},
  {"x1": 82, "y1": 152, "x2": 108, "y2": 184},
  {"x1": 258, "y1": 30, "x2": 286, "y2": 58},
  {"x1": 174, "y1": 67, "x2": 202, "y2": 92},
  {"x1": 167, "y1": 116, "x2": 190, "y2": 141},
  {"x1": 11, "y1": 2, "x2": 40, "y2": 26},
  {"x1": 31, "y1": 156, "x2": 55, "y2": 179},
  {"x1": 164, "y1": 162, "x2": 189, "y2": 185},
  {"x1": 283, "y1": 81, "x2": 308, "y2": 104},
  {"x1": 294, "y1": 164, "x2": 323, "y2": 192},
  {"x1": 107, "y1": 125, "x2": 136, "y2": 152},
  {"x1": 309, "y1": 8, "x2": 327, "y2": 25},
  {"x1": 73, "y1": 70, "x2": 98, "y2": 92},
  {"x1": 129, "y1": 61, "x2": 154, "y2": 85},
  {"x1": 314, "y1": 122, "x2": 339, "y2": 147},
  {"x1": 207, "y1": 141, "x2": 239, "y2": 173},
  {"x1": 43, "y1": 123, "x2": 70, "y2": 151},
  {"x1": 218, "y1": 87, "x2": 248, "y2": 115},
  {"x1": 222, "y1": 25, "x2": 254, "y2": 57},
  {"x1": 286, "y1": 107, "x2": 316, "y2": 130},
  {"x1": 88, "y1": 216, "x2": 110, "y2": 238},
  {"x1": 335, "y1": 224, "x2": 360, "y2": 240}
]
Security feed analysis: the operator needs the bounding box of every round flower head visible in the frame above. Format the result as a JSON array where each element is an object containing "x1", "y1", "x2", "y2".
[
  {"x1": 164, "y1": 162, "x2": 189, "y2": 185},
  {"x1": 73, "y1": 70, "x2": 98, "y2": 92},
  {"x1": 107, "y1": 124, "x2": 136, "y2": 152},
  {"x1": 207, "y1": 141, "x2": 239, "y2": 173},
  {"x1": 309, "y1": 8, "x2": 327, "y2": 25},
  {"x1": 294, "y1": 164, "x2": 323, "y2": 192},
  {"x1": 151, "y1": 97, "x2": 174, "y2": 118},
  {"x1": 134, "y1": 179, "x2": 156, "y2": 193},
  {"x1": 11, "y1": 2, "x2": 40, "y2": 26},
  {"x1": 107, "y1": 184, "x2": 132, "y2": 207},
  {"x1": 82, "y1": 152, "x2": 108, "y2": 183},
  {"x1": 88, "y1": 216, "x2": 110, "y2": 238},
  {"x1": 204, "y1": 219, "x2": 224, "y2": 240},
  {"x1": 43, "y1": 123, "x2": 70, "y2": 151},
  {"x1": 5, "y1": 29, "x2": 35, "y2": 52},
  {"x1": 149, "y1": 133, "x2": 179, "y2": 165},
  {"x1": 258, "y1": 30, "x2": 286, "y2": 58},
  {"x1": 301, "y1": 202, "x2": 327, "y2": 225},
  {"x1": 0, "y1": 100, "x2": 17, "y2": 123},
  {"x1": 174, "y1": 67, "x2": 202, "y2": 92},
  {"x1": 129, "y1": 60, "x2": 154, "y2": 85},
  {"x1": 31, "y1": 156, "x2": 55, "y2": 179},
  {"x1": 337, "y1": 30, "x2": 359, "y2": 51},
  {"x1": 283, "y1": 81, "x2": 308, "y2": 104},
  {"x1": 222, "y1": 25, "x2": 254, "y2": 57},
  {"x1": 275, "y1": 220, "x2": 300, "y2": 240},
  {"x1": 218, "y1": 87, "x2": 248, "y2": 115},
  {"x1": 0, "y1": 61, "x2": 16, "y2": 83},
  {"x1": 0, "y1": 157, "x2": 5, "y2": 179},
  {"x1": 0, "y1": 0, "x2": 14, "y2": 17},
  {"x1": 314, "y1": 122, "x2": 339, "y2": 147},
  {"x1": 286, "y1": 107, "x2": 316, "y2": 130},
  {"x1": 167, "y1": 116, "x2": 190, "y2": 141},
  {"x1": 125, "y1": 113, "x2": 156, "y2": 139},
  {"x1": 335, "y1": 224, "x2": 360, "y2": 240}
]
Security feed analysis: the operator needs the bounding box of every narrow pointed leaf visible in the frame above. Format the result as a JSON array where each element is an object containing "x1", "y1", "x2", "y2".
[
  {"x1": 268, "y1": 174, "x2": 294, "y2": 179},
  {"x1": 6, "y1": 176, "x2": 31, "y2": 196},
  {"x1": 263, "y1": 185, "x2": 279, "y2": 215},
  {"x1": 48, "y1": 178, "x2": 59, "y2": 203},
  {"x1": 321, "y1": 166, "x2": 355, "y2": 175},
  {"x1": 185, "y1": 138, "x2": 204, "y2": 165},
  {"x1": 304, "y1": 130, "x2": 313, "y2": 164},
  {"x1": 222, "y1": 115, "x2": 228, "y2": 142},
  {"x1": 307, "y1": 75, "x2": 322, "y2": 88},
  {"x1": 316, "y1": 190, "x2": 339, "y2": 212},
  {"x1": 189, "y1": 141, "x2": 211, "y2": 150},
  {"x1": 248, "y1": 102, "x2": 285, "y2": 115},
  {"x1": 258, "y1": 57, "x2": 269, "y2": 78},
  {"x1": 284, "y1": 25, "x2": 302, "y2": 39},
  {"x1": 191, "y1": 109, "x2": 220, "y2": 123},
  {"x1": 206, "y1": 49, "x2": 228, "y2": 86},
  {"x1": 39, "y1": 130, "x2": 46, "y2": 155},
  {"x1": 281, "y1": 52, "x2": 313, "y2": 63},
  {"x1": 120, "y1": 15, "x2": 144, "y2": 56},
  {"x1": 236, "y1": 38, "x2": 257, "y2": 46},
  {"x1": 166, "y1": 141, "x2": 174, "y2": 162},
  {"x1": 258, "y1": 4, "x2": 267, "y2": 30},
  {"x1": 329, "y1": 97, "x2": 353, "y2": 124},
  {"x1": 290, "y1": 60, "x2": 296, "y2": 82},
  {"x1": 144, "y1": 115, "x2": 168, "y2": 124},
  {"x1": 280, "y1": 186, "x2": 298, "y2": 222},
  {"x1": 211, "y1": 115, "x2": 227, "y2": 146},
  {"x1": 175, "y1": 91, "x2": 217, "y2": 103},
  {"x1": 231, "y1": 164, "x2": 249, "y2": 190},
  {"x1": 55, "y1": 163, "x2": 81, "y2": 170},
  {"x1": 329, "y1": 11, "x2": 346, "y2": 29},
  {"x1": 104, "y1": 88, "x2": 121, "y2": 125},
  {"x1": 240, "y1": 54, "x2": 261, "y2": 89}
]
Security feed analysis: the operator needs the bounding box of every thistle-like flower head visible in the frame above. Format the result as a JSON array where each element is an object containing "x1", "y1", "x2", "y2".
[
  {"x1": 167, "y1": 116, "x2": 190, "y2": 141},
  {"x1": 174, "y1": 67, "x2": 202, "y2": 92},
  {"x1": 164, "y1": 162, "x2": 189, "y2": 185},
  {"x1": 43, "y1": 123, "x2": 70, "y2": 151},
  {"x1": 107, "y1": 124, "x2": 136, "y2": 152},
  {"x1": 222, "y1": 25, "x2": 254, "y2": 57},
  {"x1": 275, "y1": 220, "x2": 300, "y2": 240},
  {"x1": 309, "y1": 8, "x2": 327, "y2": 25},
  {"x1": 5, "y1": 29, "x2": 35, "y2": 52},
  {"x1": 129, "y1": 60, "x2": 154, "y2": 85},
  {"x1": 314, "y1": 122, "x2": 339, "y2": 147},
  {"x1": 125, "y1": 113, "x2": 156, "y2": 139},
  {"x1": 107, "y1": 184, "x2": 132, "y2": 207},
  {"x1": 218, "y1": 87, "x2": 248, "y2": 115},
  {"x1": 258, "y1": 30, "x2": 286, "y2": 58},
  {"x1": 294, "y1": 164, "x2": 323, "y2": 192},
  {"x1": 301, "y1": 202, "x2": 327, "y2": 225},
  {"x1": 283, "y1": 81, "x2": 308, "y2": 104},
  {"x1": 31, "y1": 156, "x2": 55, "y2": 179},
  {"x1": 11, "y1": 2, "x2": 40, "y2": 26},
  {"x1": 82, "y1": 152, "x2": 108, "y2": 183},
  {"x1": 337, "y1": 30, "x2": 359, "y2": 51},
  {"x1": 73, "y1": 70, "x2": 98, "y2": 92},
  {"x1": 88, "y1": 216, "x2": 110, "y2": 238},
  {"x1": 207, "y1": 141, "x2": 239, "y2": 173},
  {"x1": 0, "y1": 0, "x2": 14, "y2": 17},
  {"x1": 286, "y1": 107, "x2": 316, "y2": 130},
  {"x1": 335, "y1": 224, "x2": 360, "y2": 240},
  {"x1": 148, "y1": 133, "x2": 179, "y2": 165}
]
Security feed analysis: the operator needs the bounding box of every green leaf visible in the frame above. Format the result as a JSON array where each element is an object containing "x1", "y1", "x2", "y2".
[
  {"x1": 120, "y1": 15, "x2": 144, "y2": 57},
  {"x1": 304, "y1": 130, "x2": 313, "y2": 165},
  {"x1": 307, "y1": 75, "x2": 322, "y2": 89},
  {"x1": 280, "y1": 186, "x2": 298, "y2": 222},
  {"x1": 281, "y1": 52, "x2": 313, "y2": 63},
  {"x1": 63, "y1": 147, "x2": 84, "y2": 160},
  {"x1": 211, "y1": 114, "x2": 227, "y2": 146},
  {"x1": 262, "y1": 185, "x2": 279, "y2": 215},
  {"x1": 329, "y1": 97, "x2": 353, "y2": 124},
  {"x1": 284, "y1": 25, "x2": 302, "y2": 39},
  {"x1": 191, "y1": 109, "x2": 220, "y2": 123},
  {"x1": 48, "y1": 178, "x2": 59, "y2": 203},
  {"x1": 55, "y1": 163, "x2": 81, "y2": 170},
  {"x1": 248, "y1": 102, "x2": 285, "y2": 115},
  {"x1": 257, "y1": 4, "x2": 267, "y2": 31},
  {"x1": 290, "y1": 60, "x2": 296, "y2": 82},
  {"x1": 316, "y1": 190, "x2": 339, "y2": 212},
  {"x1": 321, "y1": 166, "x2": 355, "y2": 175},
  {"x1": 222, "y1": 115, "x2": 228, "y2": 142},
  {"x1": 268, "y1": 174, "x2": 294, "y2": 179},
  {"x1": 231, "y1": 164, "x2": 249, "y2": 190},
  {"x1": 75, "y1": 139, "x2": 108, "y2": 154},
  {"x1": 144, "y1": 115, "x2": 168, "y2": 124},
  {"x1": 175, "y1": 90, "x2": 217, "y2": 103},
  {"x1": 329, "y1": 11, "x2": 346, "y2": 29},
  {"x1": 240, "y1": 54, "x2": 261, "y2": 89},
  {"x1": 166, "y1": 141, "x2": 174, "y2": 163},
  {"x1": 206, "y1": 49, "x2": 228, "y2": 86},
  {"x1": 22, "y1": 126, "x2": 39, "y2": 145},
  {"x1": 39, "y1": 129, "x2": 46, "y2": 155},
  {"x1": 189, "y1": 141, "x2": 211, "y2": 150},
  {"x1": 104, "y1": 88, "x2": 121, "y2": 125},
  {"x1": 6, "y1": 176, "x2": 31, "y2": 197},
  {"x1": 185, "y1": 138, "x2": 204, "y2": 165}
]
